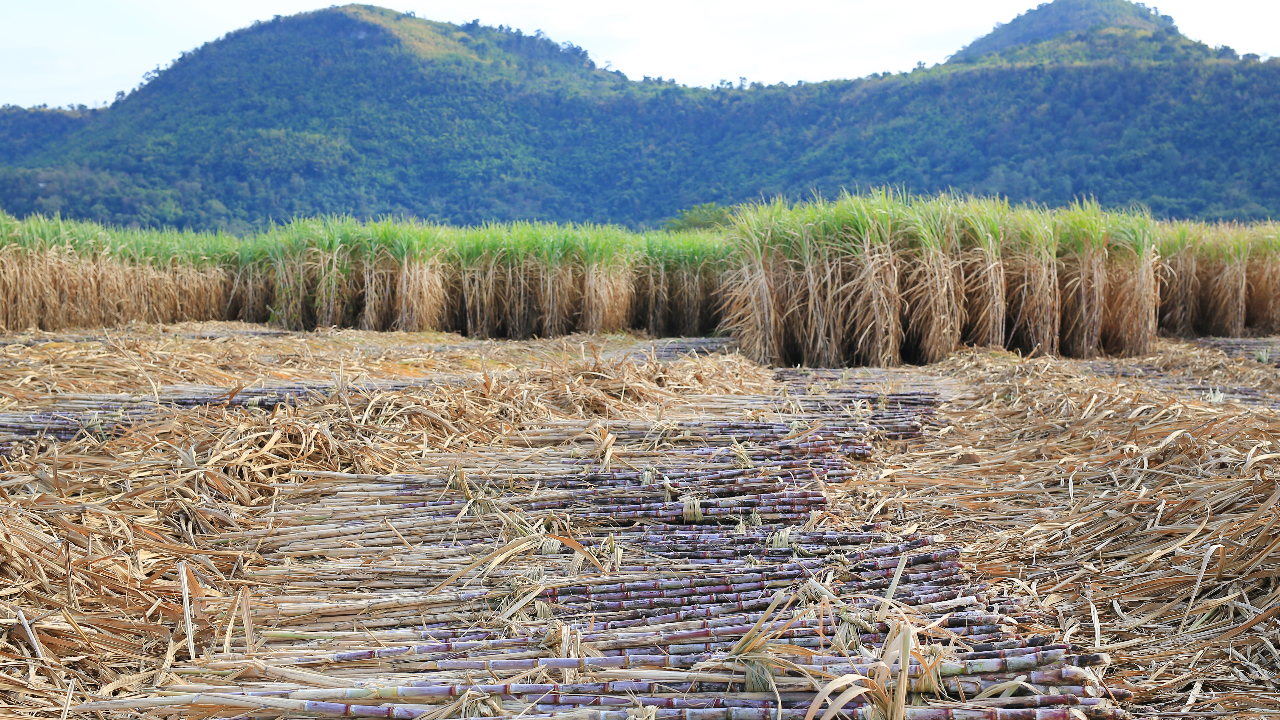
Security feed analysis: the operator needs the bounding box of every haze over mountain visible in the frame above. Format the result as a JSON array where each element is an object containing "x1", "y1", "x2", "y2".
[{"x1": 0, "y1": 0, "x2": 1277, "y2": 232}]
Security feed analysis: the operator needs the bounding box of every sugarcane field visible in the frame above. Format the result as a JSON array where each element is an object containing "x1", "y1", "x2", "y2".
[{"x1": 2, "y1": 195, "x2": 1280, "y2": 720}]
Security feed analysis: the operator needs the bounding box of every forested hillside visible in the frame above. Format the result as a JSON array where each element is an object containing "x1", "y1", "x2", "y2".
[
  {"x1": 950, "y1": 0, "x2": 1175, "y2": 62},
  {"x1": 1, "y1": 1, "x2": 1277, "y2": 232}
]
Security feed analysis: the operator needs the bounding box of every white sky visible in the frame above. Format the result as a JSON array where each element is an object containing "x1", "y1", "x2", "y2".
[{"x1": 2, "y1": 0, "x2": 1276, "y2": 108}]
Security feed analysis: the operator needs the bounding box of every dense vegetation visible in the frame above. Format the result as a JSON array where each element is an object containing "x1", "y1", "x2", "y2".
[
  {"x1": 3, "y1": 195, "x2": 1277, "y2": 368},
  {"x1": 1, "y1": 1, "x2": 1278, "y2": 232},
  {"x1": 951, "y1": 0, "x2": 1175, "y2": 62}
]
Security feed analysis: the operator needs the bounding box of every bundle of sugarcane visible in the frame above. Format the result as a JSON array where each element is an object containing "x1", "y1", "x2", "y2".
[
  {"x1": 621, "y1": 337, "x2": 740, "y2": 362},
  {"x1": 88, "y1": 608, "x2": 1129, "y2": 718},
  {"x1": 0, "y1": 377, "x2": 453, "y2": 441},
  {"x1": 1194, "y1": 336, "x2": 1280, "y2": 366},
  {"x1": 510, "y1": 420, "x2": 879, "y2": 452},
  {"x1": 222, "y1": 458, "x2": 844, "y2": 555},
  {"x1": 159, "y1": 467, "x2": 1108, "y2": 718},
  {"x1": 0, "y1": 345, "x2": 774, "y2": 450}
]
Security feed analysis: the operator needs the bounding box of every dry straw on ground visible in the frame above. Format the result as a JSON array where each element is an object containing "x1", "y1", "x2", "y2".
[
  {"x1": 0, "y1": 323, "x2": 1216, "y2": 719},
  {"x1": 1, "y1": 323, "x2": 1277, "y2": 716},
  {"x1": 871, "y1": 340, "x2": 1280, "y2": 714}
]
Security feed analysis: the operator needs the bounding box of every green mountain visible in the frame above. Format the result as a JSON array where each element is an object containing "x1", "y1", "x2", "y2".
[
  {"x1": 1, "y1": 0, "x2": 1277, "y2": 232},
  {"x1": 950, "y1": 0, "x2": 1175, "y2": 62}
]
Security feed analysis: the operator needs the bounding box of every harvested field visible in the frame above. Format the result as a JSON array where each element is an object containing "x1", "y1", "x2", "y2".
[{"x1": 0, "y1": 323, "x2": 1276, "y2": 719}]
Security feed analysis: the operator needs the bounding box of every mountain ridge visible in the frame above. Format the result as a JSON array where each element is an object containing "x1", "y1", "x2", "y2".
[{"x1": 1, "y1": 0, "x2": 1277, "y2": 231}]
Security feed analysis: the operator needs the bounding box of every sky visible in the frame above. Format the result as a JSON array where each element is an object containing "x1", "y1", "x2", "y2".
[{"x1": 3, "y1": 0, "x2": 1277, "y2": 109}]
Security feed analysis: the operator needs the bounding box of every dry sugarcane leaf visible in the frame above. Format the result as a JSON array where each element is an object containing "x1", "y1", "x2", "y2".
[{"x1": 545, "y1": 534, "x2": 607, "y2": 574}]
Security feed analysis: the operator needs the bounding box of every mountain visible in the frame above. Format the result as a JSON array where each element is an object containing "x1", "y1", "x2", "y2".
[
  {"x1": 950, "y1": 0, "x2": 1175, "y2": 63},
  {"x1": 1, "y1": 0, "x2": 1278, "y2": 232}
]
